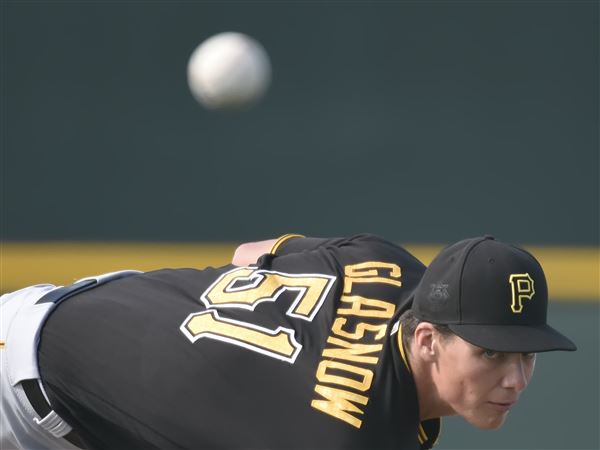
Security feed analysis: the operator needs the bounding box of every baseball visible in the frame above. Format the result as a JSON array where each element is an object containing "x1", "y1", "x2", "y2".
[{"x1": 187, "y1": 32, "x2": 271, "y2": 110}]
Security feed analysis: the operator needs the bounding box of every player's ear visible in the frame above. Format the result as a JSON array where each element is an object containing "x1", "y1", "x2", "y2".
[{"x1": 414, "y1": 322, "x2": 438, "y2": 362}]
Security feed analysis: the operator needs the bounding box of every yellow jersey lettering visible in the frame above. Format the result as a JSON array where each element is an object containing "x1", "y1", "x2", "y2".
[
  {"x1": 316, "y1": 360, "x2": 374, "y2": 391},
  {"x1": 183, "y1": 310, "x2": 300, "y2": 362},
  {"x1": 203, "y1": 267, "x2": 334, "y2": 320},
  {"x1": 311, "y1": 261, "x2": 402, "y2": 428},
  {"x1": 331, "y1": 318, "x2": 388, "y2": 341},
  {"x1": 311, "y1": 384, "x2": 368, "y2": 429},
  {"x1": 337, "y1": 295, "x2": 396, "y2": 318},
  {"x1": 322, "y1": 336, "x2": 382, "y2": 364},
  {"x1": 344, "y1": 261, "x2": 402, "y2": 293}
]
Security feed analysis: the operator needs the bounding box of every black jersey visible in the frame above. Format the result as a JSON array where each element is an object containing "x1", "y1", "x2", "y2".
[{"x1": 38, "y1": 234, "x2": 441, "y2": 450}]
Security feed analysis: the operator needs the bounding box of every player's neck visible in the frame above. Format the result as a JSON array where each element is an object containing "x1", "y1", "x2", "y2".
[{"x1": 408, "y1": 345, "x2": 455, "y2": 421}]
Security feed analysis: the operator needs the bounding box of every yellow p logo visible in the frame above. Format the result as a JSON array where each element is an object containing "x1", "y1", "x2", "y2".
[{"x1": 509, "y1": 273, "x2": 535, "y2": 313}]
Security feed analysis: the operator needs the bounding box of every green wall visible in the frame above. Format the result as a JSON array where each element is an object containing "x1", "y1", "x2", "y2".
[{"x1": 2, "y1": 2, "x2": 598, "y2": 244}]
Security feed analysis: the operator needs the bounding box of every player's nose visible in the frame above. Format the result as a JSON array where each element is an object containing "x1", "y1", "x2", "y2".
[{"x1": 501, "y1": 354, "x2": 530, "y2": 393}]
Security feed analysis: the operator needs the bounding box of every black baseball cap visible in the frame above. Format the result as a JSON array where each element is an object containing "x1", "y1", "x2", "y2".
[{"x1": 413, "y1": 236, "x2": 577, "y2": 353}]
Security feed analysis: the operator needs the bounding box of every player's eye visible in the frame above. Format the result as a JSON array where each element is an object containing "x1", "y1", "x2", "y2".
[
  {"x1": 482, "y1": 349, "x2": 500, "y2": 359},
  {"x1": 522, "y1": 352, "x2": 536, "y2": 360}
]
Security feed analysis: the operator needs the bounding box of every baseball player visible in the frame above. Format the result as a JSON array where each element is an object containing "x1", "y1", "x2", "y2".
[{"x1": 0, "y1": 234, "x2": 576, "y2": 449}]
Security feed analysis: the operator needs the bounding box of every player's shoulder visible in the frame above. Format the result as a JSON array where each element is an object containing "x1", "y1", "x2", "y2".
[
  {"x1": 345, "y1": 234, "x2": 423, "y2": 262},
  {"x1": 346, "y1": 233, "x2": 398, "y2": 246},
  {"x1": 267, "y1": 233, "x2": 426, "y2": 273}
]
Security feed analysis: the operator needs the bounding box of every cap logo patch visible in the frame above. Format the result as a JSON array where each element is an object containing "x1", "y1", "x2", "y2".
[
  {"x1": 426, "y1": 283, "x2": 450, "y2": 311},
  {"x1": 509, "y1": 273, "x2": 535, "y2": 313},
  {"x1": 428, "y1": 283, "x2": 449, "y2": 301}
]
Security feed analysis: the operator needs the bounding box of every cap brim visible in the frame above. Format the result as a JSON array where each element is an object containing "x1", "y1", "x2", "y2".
[{"x1": 448, "y1": 323, "x2": 577, "y2": 353}]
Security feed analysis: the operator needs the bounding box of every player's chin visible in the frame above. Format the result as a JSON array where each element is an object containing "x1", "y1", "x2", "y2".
[{"x1": 467, "y1": 412, "x2": 508, "y2": 430}]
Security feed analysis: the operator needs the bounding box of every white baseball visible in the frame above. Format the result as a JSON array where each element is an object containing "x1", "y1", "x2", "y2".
[{"x1": 187, "y1": 32, "x2": 271, "y2": 110}]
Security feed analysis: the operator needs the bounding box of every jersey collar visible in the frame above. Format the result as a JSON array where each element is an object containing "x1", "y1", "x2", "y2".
[{"x1": 396, "y1": 322, "x2": 441, "y2": 450}]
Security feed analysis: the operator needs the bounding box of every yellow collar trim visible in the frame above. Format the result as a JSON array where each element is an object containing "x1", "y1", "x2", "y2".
[
  {"x1": 269, "y1": 234, "x2": 305, "y2": 255},
  {"x1": 397, "y1": 322, "x2": 411, "y2": 373},
  {"x1": 398, "y1": 322, "x2": 439, "y2": 448}
]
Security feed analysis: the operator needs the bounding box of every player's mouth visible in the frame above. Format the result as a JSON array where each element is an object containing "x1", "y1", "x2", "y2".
[{"x1": 487, "y1": 401, "x2": 515, "y2": 412}]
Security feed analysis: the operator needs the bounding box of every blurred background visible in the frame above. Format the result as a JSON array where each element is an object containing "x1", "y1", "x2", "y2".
[{"x1": 1, "y1": 2, "x2": 598, "y2": 449}]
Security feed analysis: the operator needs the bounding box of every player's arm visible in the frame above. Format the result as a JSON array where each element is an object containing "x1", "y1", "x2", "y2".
[
  {"x1": 232, "y1": 233, "x2": 398, "y2": 266},
  {"x1": 232, "y1": 233, "x2": 343, "y2": 265},
  {"x1": 232, "y1": 239, "x2": 279, "y2": 266}
]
